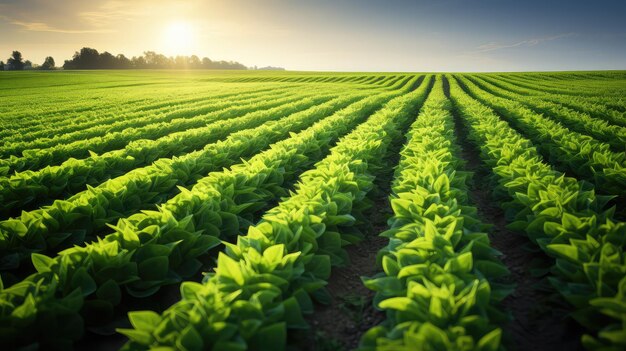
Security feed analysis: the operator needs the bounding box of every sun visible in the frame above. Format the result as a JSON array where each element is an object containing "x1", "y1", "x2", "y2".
[{"x1": 162, "y1": 21, "x2": 196, "y2": 55}]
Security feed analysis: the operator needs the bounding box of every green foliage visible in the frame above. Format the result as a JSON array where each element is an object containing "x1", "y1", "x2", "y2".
[
  {"x1": 449, "y1": 74, "x2": 626, "y2": 350},
  {"x1": 359, "y1": 78, "x2": 507, "y2": 351},
  {"x1": 1, "y1": 70, "x2": 625, "y2": 349},
  {"x1": 0, "y1": 75, "x2": 421, "y2": 349},
  {"x1": 114, "y1": 75, "x2": 430, "y2": 350}
]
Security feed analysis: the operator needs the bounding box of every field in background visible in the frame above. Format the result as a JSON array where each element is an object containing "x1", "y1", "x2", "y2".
[{"x1": 1, "y1": 70, "x2": 625, "y2": 351}]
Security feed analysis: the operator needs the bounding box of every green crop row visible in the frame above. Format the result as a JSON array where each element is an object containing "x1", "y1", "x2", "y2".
[
  {"x1": 466, "y1": 75, "x2": 626, "y2": 150},
  {"x1": 114, "y1": 76, "x2": 430, "y2": 351},
  {"x1": 0, "y1": 93, "x2": 348, "y2": 274},
  {"x1": 1, "y1": 84, "x2": 291, "y2": 147},
  {"x1": 476, "y1": 75, "x2": 626, "y2": 128},
  {"x1": 0, "y1": 89, "x2": 342, "y2": 217},
  {"x1": 0, "y1": 78, "x2": 284, "y2": 129},
  {"x1": 0, "y1": 90, "x2": 303, "y2": 173},
  {"x1": 492, "y1": 74, "x2": 626, "y2": 111},
  {"x1": 0, "y1": 82, "x2": 406, "y2": 349},
  {"x1": 448, "y1": 75, "x2": 626, "y2": 351},
  {"x1": 360, "y1": 78, "x2": 507, "y2": 351},
  {"x1": 456, "y1": 76, "x2": 626, "y2": 199}
]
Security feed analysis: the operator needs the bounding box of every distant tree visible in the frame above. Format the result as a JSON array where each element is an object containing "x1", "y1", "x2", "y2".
[
  {"x1": 143, "y1": 51, "x2": 170, "y2": 68},
  {"x1": 131, "y1": 56, "x2": 146, "y2": 68},
  {"x1": 24, "y1": 60, "x2": 33, "y2": 70},
  {"x1": 64, "y1": 47, "x2": 100, "y2": 69},
  {"x1": 189, "y1": 55, "x2": 201, "y2": 69},
  {"x1": 7, "y1": 51, "x2": 24, "y2": 70},
  {"x1": 174, "y1": 55, "x2": 188, "y2": 68},
  {"x1": 116, "y1": 54, "x2": 131, "y2": 69},
  {"x1": 99, "y1": 51, "x2": 116, "y2": 69},
  {"x1": 61, "y1": 47, "x2": 248, "y2": 70},
  {"x1": 41, "y1": 56, "x2": 55, "y2": 70},
  {"x1": 0, "y1": 61, "x2": 4, "y2": 71}
]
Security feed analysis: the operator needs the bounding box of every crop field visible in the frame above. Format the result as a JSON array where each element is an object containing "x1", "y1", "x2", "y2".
[{"x1": 1, "y1": 70, "x2": 626, "y2": 351}]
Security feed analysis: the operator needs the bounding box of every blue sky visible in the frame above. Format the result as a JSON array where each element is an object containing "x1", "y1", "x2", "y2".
[{"x1": 1, "y1": 0, "x2": 625, "y2": 71}]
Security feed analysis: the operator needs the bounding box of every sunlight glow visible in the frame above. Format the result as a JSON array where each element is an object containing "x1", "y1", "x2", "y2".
[{"x1": 162, "y1": 21, "x2": 196, "y2": 55}]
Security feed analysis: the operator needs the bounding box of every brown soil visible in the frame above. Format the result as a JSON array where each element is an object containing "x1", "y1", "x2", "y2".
[
  {"x1": 295, "y1": 106, "x2": 411, "y2": 350},
  {"x1": 297, "y1": 182, "x2": 394, "y2": 351},
  {"x1": 299, "y1": 233, "x2": 388, "y2": 351},
  {"x1": 444, "y1": 76, "x2": 584, "y2": 351}
]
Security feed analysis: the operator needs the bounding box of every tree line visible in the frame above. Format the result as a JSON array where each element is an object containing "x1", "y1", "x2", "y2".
[
  {"x1": 1, "y1": 51, "x2": 55, "y2": 70},
  {"x1": 2, "y1": 48, "x2": 249, "y2": 70}
]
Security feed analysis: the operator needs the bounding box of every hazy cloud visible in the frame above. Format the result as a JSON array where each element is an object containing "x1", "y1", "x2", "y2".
[
  {"x1": 6, "y1": 18, "x2": 113, "y2": 33},
  {"x1": 473, "y1": 33, "x2": 577, "y2": 53},
  {"x1": 0, "y1": 0, "x2": 150, "y2": 34},
  {"x1": 78, "y1": 1, "x2": 147, "y2": 28}
]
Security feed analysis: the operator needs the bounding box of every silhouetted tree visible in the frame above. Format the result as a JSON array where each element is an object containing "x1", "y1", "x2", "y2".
[
  {"x1": 99, "y1": 51, "x2": 116, "y2": 69},
  {"x1": 131, "y1": 56, "x2": 146, "y2": 68},
  {"x1": 41, "y1": 56, "x2": 55, "y2": 70},
  {"x1": 116, "y1": 54, "x2": 131, "y2": 69},
  {"x1": 24, "y1": 60, "x2": 33, "y2": 70},
  {"x1": 61, "y1": 47, "x2": 248, "y2": 70},
  {"x1": 7, "y1": 51, "x2": 24, "y2": 70},
  {"x1": 189, "y1": 55, "x2": 201, "y2": 69},
  {"x1": 0, "y1": 61, "x2": 4, "y2": 71},
  {"x1": 64, "y1": 47, "x2": 101, "y2": 69},
  {"x1": 144, "y1": 51, "x2": 170, "y2": 68}
]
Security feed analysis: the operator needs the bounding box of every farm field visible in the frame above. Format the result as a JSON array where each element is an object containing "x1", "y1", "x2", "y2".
[{"x1": 0, "y1": 70, "x2": 626, "y2": 351}]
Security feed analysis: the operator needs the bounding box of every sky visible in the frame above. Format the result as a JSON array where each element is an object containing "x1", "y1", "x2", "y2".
[{"x1": 0, "y1": 0, "x2": 625, "y2": 71}]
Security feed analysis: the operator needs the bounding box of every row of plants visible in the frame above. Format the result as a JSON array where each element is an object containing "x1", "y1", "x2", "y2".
[
  {"x1": 0, "y1": 93, "x2": 357, "y2": 275},
  {"x1": 477, "y1": 75, "x2": 626, "y2": 128},
  {"x1": 0, "y1": 76, "x2": 283, "y2": 129},
  {"x1": 116, "y1": 75, "x2": 432, "y2": 351},
  {"x1": 448, "y1": 75, "x2": 626, "y2": 351},
  {"x1": 0, "y1": 78, "x2": 420, "y2": 349},
  {"x1": 455, "y1": 75, "x2": 626, "y2": 199},
  {"x1": 492, "y1": 74, "x2": 626, "y2": 111},
  {"x1": 1, "y1": 83, "x2": 290, "y2": 147},
  {"x1": 466, "y1": 75, "x2": 626, "y2": 150},
  {"x1": 0, "y1": 90, "x2": 341, "y2": 217},
  {"x1": 229, "y1": 74, "x2": 377, "y2": 84},
  {"x1": 0, "y1": 90, "x2": 303, "y2": 173},
  {"x1": 360, "y1": 78, "x2": 508, "y2": 351}
]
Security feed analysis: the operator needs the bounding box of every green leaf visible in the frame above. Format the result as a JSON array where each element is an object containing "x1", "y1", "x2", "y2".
[
  {"x1": 263, "y1": 244, "x2": 285, "y2": 263},
  {"x1": 217, "y1": 252, "x2": 244, "y2": 285},
  {"x1": 477, "y1": 328, "x2": 502, "y2": 351},
  {"x1": 474, "y1": 260, "x2": 509, "y2": 279},
  {"x1": 31, "y1": 253, "x2": 54, "y2": 273},
  {"x1": 382, "y1": 255, "x2": 399, "y2": 276},
  {"x1": 282, "y1": 297, "x2": 308, "y2": 329},
  {"x1": 219, "y1": 211, "x2": 240, "y2": 237},
  {"x1": 306, "y1": 255, "x2": 331, "y2": 279},
  {"x1": 128, "y1": 310, "x2": 161, "y2": 331},
  {"x1": 445, "y1": 252, "x2": 473, "y2": 273},
  {"x1": 546, "y1": 244, "x2": 580, "y2": 262},
  {"x1": 11, "y1": 294, "x2": 37, "y2": 324},
  {"x1": 138, "y1": 256, "x2": 169, "y2": 281},
  {"x1": 391, "y1": 199, "x2": 413, "y2": 218},
  {"x1": 433, "y1": 174, "x2": 450, "y2": 194},
  {"x1": 250, "y1": 322, "x2": 286, "y2": 351},
  {"x1": 180, "y1": 281, "x2": 204, "y2": 300},
  {"x1": 96, "y1": 279, "x2": 121, "y2": 305},
  {"x1": 71, "y1": 267, "x2": 97, "y2": 296},
  {"x1": 379, "y1": 297, "x2": 421, "y2": 315},
  {"x1": 562, "y1": 213, "x2": 582, "y2": 231},
  {"x1": 117, "y1": 328, "x2": 153, "y2": 345},
  {"x1": 177, "y1": 325, "x2": 203, "y2": 351}
]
